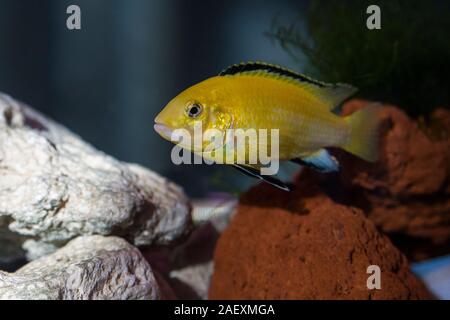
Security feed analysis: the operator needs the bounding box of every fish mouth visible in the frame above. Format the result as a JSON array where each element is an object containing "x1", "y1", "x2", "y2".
[
  {"x1": 154, "y1": 123, "x2": 174, "y2": 141},
  {"x1": 154, "y1": 122, "x2": 203, "y2": 152},
  {"x1": 154, "y1": 121, "x2": 226, "y2": 154},
  {"x1": 154, "y1": 123, "x2": 193, "y2": 149}
]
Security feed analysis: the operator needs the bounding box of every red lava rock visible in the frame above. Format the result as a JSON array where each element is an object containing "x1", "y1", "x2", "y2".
[
  {"x1": 339, "y1": 100, "x2": 450, "y2": 196},
  {"x1": 209, "y1": 176, "x2": 433, "y2": 300},
  {"x1": 335, "y1": 100, "x2": 450, "y2": 260}
]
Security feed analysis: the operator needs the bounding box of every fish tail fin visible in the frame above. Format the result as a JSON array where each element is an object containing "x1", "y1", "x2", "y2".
[{"x1": 342, "y1": 103, "x2": 381, "y2": 162}]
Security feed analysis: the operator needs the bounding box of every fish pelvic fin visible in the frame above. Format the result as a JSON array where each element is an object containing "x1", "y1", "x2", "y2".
[
  {"x1": 232, "y1": 164, "x2": 291, "y2": 192},
  {"x1": 291, "y1": 149, "x2": 340, "y2": 173},
  {"x1": 342, "y1": 103, "x2": 381, "y2": 162}
]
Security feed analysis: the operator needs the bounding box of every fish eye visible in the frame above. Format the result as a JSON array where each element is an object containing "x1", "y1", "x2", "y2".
[{"x1": 186, "y1": 103, "x2": 203, "y2": 118}]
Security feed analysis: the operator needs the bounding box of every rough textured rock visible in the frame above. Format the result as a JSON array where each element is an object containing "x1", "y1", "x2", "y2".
[
  {"x1": 144, "y1": 194, "x2": 237, "y2": 299},
  {"x1": 169, "y1": 262, "x2": 214, "y2": 300},
  {"x1": 0, "y1": 235, "x2": 160, "y2": 300},
  {"x1": 0, "y1": 93, "x2": 191, "y2": 261},
  {"x1": 145, "y1": 225, "x2": 217, "y2": 300},
  {"x1": 335, "y1": 100, "x2": 450, "y2": 260},
  {"x1": 209, "y1": 175, "x2": 433, "y2": 300}
]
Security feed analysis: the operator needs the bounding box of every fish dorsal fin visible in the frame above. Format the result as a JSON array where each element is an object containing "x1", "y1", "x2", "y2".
[{"x1": 219, "y1": 62, "x2": 357, "y2": 110}]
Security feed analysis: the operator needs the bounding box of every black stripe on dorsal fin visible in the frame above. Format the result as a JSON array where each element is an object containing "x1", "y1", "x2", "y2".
[
  {"x1": 219, "y1": 62, "x2": 358, "y2": 110},
  {"x1": 219, "y1": 62, "x2": 329, "y2": 88}
]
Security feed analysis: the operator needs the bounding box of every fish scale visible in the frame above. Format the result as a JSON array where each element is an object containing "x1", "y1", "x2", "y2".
[{"x1": 227, "y1": 75, "x2": 348, "y2": 159}]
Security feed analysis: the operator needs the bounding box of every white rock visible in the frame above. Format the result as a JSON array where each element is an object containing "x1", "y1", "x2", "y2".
[
  {"x1": 0, "y1": 93, "x2": 191, "y2": 260},
  {"x1": 0, "y1": 235, "x2": 160, "y2": 300},
  {"x1": 169, "y1": 261, "x2": 213, "y2": 299},
  {"x1": 146, "y1": 194, "x2": 237, "y2": 299}
]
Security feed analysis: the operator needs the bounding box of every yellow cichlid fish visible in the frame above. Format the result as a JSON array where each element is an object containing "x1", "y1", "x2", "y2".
[{"x1": 154, "y1": 62, "x2": 379, "y2": 191}]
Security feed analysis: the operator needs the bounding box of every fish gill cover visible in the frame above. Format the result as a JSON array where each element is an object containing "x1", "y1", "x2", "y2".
[{"x1": 266, "y1": 0, "x2": 450, "y2": 117}]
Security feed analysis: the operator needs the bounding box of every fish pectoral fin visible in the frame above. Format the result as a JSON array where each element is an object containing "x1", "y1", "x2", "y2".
[
  {"x1": 291, "y1": 149, "x2": 340, "y2": 173},
  {"x1": 232, "y1": 164, "x2": 290, "y2": 192}
]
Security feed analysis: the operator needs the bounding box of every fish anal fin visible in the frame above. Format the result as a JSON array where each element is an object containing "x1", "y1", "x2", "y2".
[
  {"x1": 232, "y1": 164, "x2": 290, "y2": 191},
  {"x1": 292, "y1": 149, "x2": 340, "y2": 173}
]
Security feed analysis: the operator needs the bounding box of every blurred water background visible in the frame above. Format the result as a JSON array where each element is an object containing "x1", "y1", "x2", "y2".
[{"x1": 0, "y1": 0, "x2": 302, "y2": 196}]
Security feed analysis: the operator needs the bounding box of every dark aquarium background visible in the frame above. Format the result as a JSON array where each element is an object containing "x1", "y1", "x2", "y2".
[{"x1": 0, "y1": 0, "x2": 448, "y2": 196}]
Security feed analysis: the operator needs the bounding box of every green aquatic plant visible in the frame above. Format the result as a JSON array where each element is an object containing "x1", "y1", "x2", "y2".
[{"x1": 267, "y1": 0, "x2": 450, "y2": 116}]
